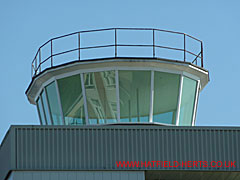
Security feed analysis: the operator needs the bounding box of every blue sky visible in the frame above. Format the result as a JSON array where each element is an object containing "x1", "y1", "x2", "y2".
[{"x1": 0, "y1": 0, "x2": 240, "y2": 141}]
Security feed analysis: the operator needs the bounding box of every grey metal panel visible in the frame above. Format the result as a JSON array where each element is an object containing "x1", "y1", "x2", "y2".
[
  {"x1": 0, "y1": 128, "x2": 16, "y2": 180},
  {"x1": 12, "y1": 125, "x2": 240, "y2": 171},
  {"x1": 9, "y1": 171, "x2": 145, "y2": 180},
  {"x1": 1, "y1": 125, "x2": 240, "y2": 179}
]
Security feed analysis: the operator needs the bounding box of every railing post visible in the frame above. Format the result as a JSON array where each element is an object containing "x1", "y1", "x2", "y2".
[
  {"x1": 115, "y1": 28, "x2": 117, "y2": 57},
  {"x1": 153, "y1": 29, "x2": 155, "y2": 58},
  {"x1": 51, "y1": 40, "x2": 53, "y2": 67},
  {"x1": 201, "y1": 42, "x2": 203, "y2": 67},
  {"x1": 35, "y1": 57, "x2": 37, "y2": 74},
  {"x1": 39, "y1": 49, "x2": 41, "y2": 72},
  {"x1": 78, "y1": 32, "x2": 80, "y2": 61},
  {"x1": 184, "y1": 34, "x2": 186, "y2": 62},
  {"x1": 31, "y1": 63, "x2": 33, "y2": 77}
]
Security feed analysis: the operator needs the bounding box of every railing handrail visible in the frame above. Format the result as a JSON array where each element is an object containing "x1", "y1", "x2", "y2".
[{"x1": 31, "y1": 28, "x2": 204, "y2": 77}]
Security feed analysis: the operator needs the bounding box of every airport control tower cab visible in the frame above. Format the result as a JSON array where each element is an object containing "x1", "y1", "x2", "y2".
[{"x1": 26, "y1": 28, "x2": 209, "y2": 126}]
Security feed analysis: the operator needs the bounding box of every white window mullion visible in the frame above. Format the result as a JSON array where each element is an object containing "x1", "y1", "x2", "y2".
[
  {"x1": 55, "y1": 79, "x2": 65, "y2": 125},
  {"x1": 115, "y1": 70, "x2": 120, "y2": 122},
  {"x1": 149, "y1": 71, "x2": 154, "y2": 123},
  {"x1": 192, "y1": 80, "x2": 200, "y2": 126},
  {"x1": 80, "y1": 73, "x2": 89, "y2": 125},
  {"x1": 43, "y1": 87, "x2": 53, "y2": 125},
  {"x1": 176, "y1": 75, "x2": 183, "y2": 126},
  {"x1": 36, "y1": 98, "x2": 43, "y2": 125}
]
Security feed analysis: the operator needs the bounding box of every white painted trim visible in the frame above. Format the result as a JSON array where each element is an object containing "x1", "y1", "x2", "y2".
[
  {"x1": 55, "y1": 79, "x2": 65, "y2": 125},
  {"x1": 149, "y1": 71, "x2": 154, "y2": 122},
  {"x1": 175, "y1": 75, "x2": 183, "y2": 126},
  {"x1": 182, "y1": 71, "x2": 200, "y2": 81},
  {"x1": 189, "y1": 64, "x2": 209, "y2": 75},
  {"x1": 80, "y1": 73, "x2": 89, "y2": 124},
  {"x1": 115, "y1": 70, "x2": 120, "y2": 122},
  {"x1": 191, "y1": 80, "x2": 200, "y2": 126},
  {"x1": 28, "y1": 58, "x2": 209, "y2": 104},
  {"x1": 33, "y1": 65, "x2": 203, "y2": 103}
]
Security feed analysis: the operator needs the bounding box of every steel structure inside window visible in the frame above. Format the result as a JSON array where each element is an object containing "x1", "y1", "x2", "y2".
[
  {"x1": 31, "y1": 28, "x2": 204, "y2": 78},
  {"x1": 36, "y1": 69, "x2": 199, "y2": 126}
]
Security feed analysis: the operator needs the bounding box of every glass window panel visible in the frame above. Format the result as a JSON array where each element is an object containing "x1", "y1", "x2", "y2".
[
  {"x1": 58, "y1": 74, "x2": 85, "y2": 125},
  {"x1": 84, "y1": 71, "x2": 117, "y2": 124},
  {"x1": 179, "y1": 76, "x2": 197, "y2": 126},
  {"x1": 119, "y1": 70, "x2": 151, "y2": 122},
  {"x1": 153, "y1": 72, "x2": 180, "y2": 125},
  {"x1": 46, "y1": 82, "x2": 63, "y2": 125},
  {"x1": 36, "y1": 97, "x2": 46, "y2": 125},
  {"x1": 41, "y1": 90, "x2": 52, "y2": 125}
]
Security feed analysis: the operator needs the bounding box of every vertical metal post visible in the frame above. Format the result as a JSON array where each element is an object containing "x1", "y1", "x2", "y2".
[
  {"x1": 115, "y1": 29, "x2": 117, "y2": 57},
  {"x1": 78, "y1": 33, "x2": 80, "y2": 61},
  {"x1": 153, "y1": 29, "x2": 155, "y2": 58},
  {"x1": 51, "y1": 40, "x2": 53, "y2": 67},
  {"x1": 184, "y1": 34, "x2": 186, "y2": 62},
  {"x1": 39, "y1": 49, "x2": 41, "y2": 72},
  {"x1": 35, "y1": 57, "x2": 37, "y2": 73},
  {"x1": 201, "y1": 42, "x2": 203, "y2": 67},
  {"x1": 31, "y1": 63, "x2": 33, "y2": 77}
]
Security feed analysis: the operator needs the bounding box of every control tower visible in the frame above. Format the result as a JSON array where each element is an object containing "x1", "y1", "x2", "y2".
[
  {"x1": 26, "y1": 28, "x2": 208, "y2": 126},
  {"x1": 3, "y1": 28, "x2": 240, "y2": 180}
]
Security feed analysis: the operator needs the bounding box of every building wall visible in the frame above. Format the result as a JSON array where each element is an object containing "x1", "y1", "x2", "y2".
[
  {"x1": 8, "y1": 171, "x2": 144, "y2": 180},
  {"x1": 1, "y1": 125, "x2": 240, "y2": 180}
]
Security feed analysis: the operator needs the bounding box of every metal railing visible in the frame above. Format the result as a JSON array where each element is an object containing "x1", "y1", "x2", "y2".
[{"x1": 31, "y1": 28, "x2": 204, "y2": 77}]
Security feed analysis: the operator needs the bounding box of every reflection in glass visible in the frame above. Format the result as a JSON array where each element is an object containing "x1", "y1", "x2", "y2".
[
  {"x1": 84, "y1": 71, "x2": 117, "y2": 124},
  {"x1": 46, "y1": 82, "x2": 63, "y2": 125},
  {"x1": 119, "y1": 70, "x2": 151, "y2": 122},
  {"x1": 36, "y1": 97, "x2": 46, "y2": 125},
  {"x1": 58, "y1": 75, "x2": 85, "y2": 125},
  {"x1": 153, "y1": 72, "x2": 180, "y2": 124},
  {"x1": 179, "y1": 76, "x2": 197, "y2": 125},
  {"x1": 41, "y1": 90, "x2": 52, "y2": 125}
]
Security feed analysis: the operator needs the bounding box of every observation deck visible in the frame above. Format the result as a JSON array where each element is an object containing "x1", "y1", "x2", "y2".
[{"x1": 26, "y1": 28, "x2": 209, "y2": 126}]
